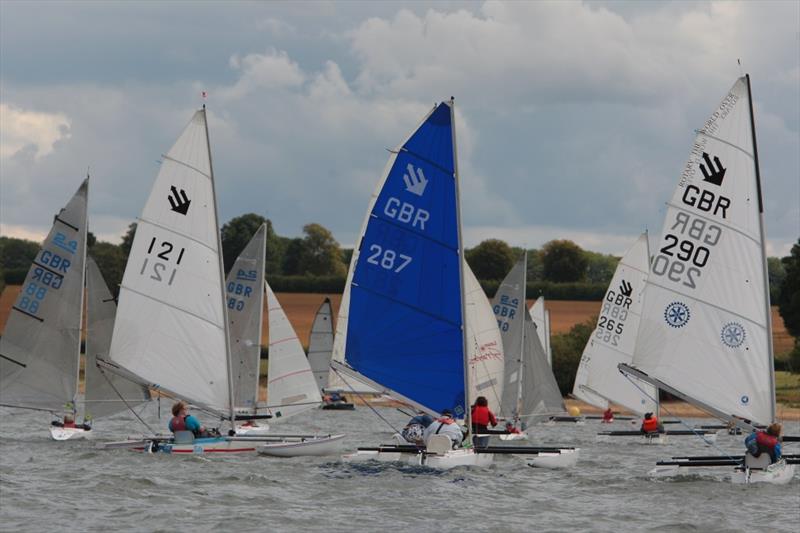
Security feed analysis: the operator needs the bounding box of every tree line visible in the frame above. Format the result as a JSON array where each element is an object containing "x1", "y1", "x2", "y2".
[{"x1": 0, "y1": 213, "x2": 791, "y2": 303}]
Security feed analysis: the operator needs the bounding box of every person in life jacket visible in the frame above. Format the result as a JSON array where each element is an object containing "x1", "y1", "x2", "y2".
[
  {"x1": 747, "y1": 423, "x2": 783, "y2": 464},
  {"x1": 51, "y1": 413, "x2": 91, "y2": 430},
  {"x1": 169, "y1": 401, "x2": 210, "y2": 438},
  {"x1": 423, "y1": 409, "x2": 463, "y2": 449},
  {"x1": 504, "y1": 421, "x2": 522, "y2": 434},
  {"x1": 470, "y1": 396, "x2": 498, "y2": 447},
  {"x1": 640, "y1": 412, "x2": 663, "y2": 434},
  {"x1": 401, "y1": 412, "x2": 434, "y2": 445},
  {"x1": 602, "y1": 408, "x2": 614, "y2": 423}
]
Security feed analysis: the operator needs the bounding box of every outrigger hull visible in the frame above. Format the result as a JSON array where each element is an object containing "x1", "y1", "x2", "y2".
[
  {"x1": 136, "y1": 437, "x2": 258, "y2": 454},
  {"x1": 50, "y1": 427, "x2": 92, "y2": 441},
  {"x1": 258, "y1": 434, "x2": 345, "y2": 457},
  {"x1": 527, "y1": 448, "x2": 580, "y2": 469},
  {"x1": 342, "y1": 448, "x2": 493, "y2": 470}
]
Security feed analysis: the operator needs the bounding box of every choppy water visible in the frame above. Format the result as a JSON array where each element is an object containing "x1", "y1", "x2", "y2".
[{"x1": 1, "y1": 403, "x2": 798, "y2": 532}]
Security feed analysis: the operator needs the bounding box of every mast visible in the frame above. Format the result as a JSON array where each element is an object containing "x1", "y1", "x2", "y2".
[
  {"x1": 745, "y1": 73, "x2": 776, "y2": 423},
  {"x1": 252, "y1": 231, "x2": 266, "y2": 414},
  {"x1": 202, "y1": 106, "x2": 237, "y2": 432},
  {"x1": 450, "y1": 98, "x2": 471, "y2": 441},
  {"x1": 515, "y1": 251, "x2": 527, "y2": 426},
  {"x1": 74, "y1": 174, "x2": 89, "y2": 419}
]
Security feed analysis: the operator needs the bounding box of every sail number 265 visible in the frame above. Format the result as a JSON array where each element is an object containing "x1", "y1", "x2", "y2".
[
  {"x1": 366, "y1": 244, "x2": 412, "y2": 273},
  {"x1": 140, "y1": 237, "x2": 185, "y2": 286}
]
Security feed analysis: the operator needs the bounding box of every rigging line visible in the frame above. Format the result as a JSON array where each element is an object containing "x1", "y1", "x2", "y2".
[
  {"x1": 99, "y1": 366, "x2": 157, "y2": 434},
  {"x1": 620, "y1": 372, "x2": 739, "y2": 462},
  {"x1": 331, "y1": 366, "x2": 401, "y2": 435}
]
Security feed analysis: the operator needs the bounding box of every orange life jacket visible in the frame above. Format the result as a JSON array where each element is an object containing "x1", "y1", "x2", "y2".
[{"x1": 642, "y1": 416, "x2": 659, "y2": 433}]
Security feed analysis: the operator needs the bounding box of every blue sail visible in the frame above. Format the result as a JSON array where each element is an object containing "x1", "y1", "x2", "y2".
[{"x1": 344, "y1": 101, "x2": 465, "y2": 416}]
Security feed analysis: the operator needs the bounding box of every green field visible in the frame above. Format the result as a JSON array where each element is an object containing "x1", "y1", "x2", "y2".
[{"x1": 775, "y1": 371, "x2": 800, "y2": 407}]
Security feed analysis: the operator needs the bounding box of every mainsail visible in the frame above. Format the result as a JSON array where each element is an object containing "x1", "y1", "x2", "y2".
[
  {"x1": 529, "y1": 297, "x2": 552, "y2": 366},
  {"x1": 226, "y1": 224, "x2": 267, "y2": 411},
  {"x1": 308, "y1": 297, "x2": 334, "y2": 391},
  {"x1": 627, "y1": 76, "x2": 775, "y2": 426},
  {"x1": 572, "y1": 233, "x2": 657, "y2": 415},
  {"x1": 84, "y1": 257, "x2": 150, "y2": 419},
  {"x1": 0, "y1": 179, "x2": 88, "y2": 412},
  {"x1": 107, "y1": 109, "x2": 233, "y2": 415},
  {"x1": 491, "y1": 255, "x2": 527, "y2": 419},
  {"x1": 521, "y1": 309, "x2": 566, "y2": 422},
  {"x1": 333, "y1": 101, "x2": 467, "y2": 417},
  {"x1": 464, "y1": 261, "x2": 504, "y2": 414},
  {"x1": 265, "y1": 283, "x2": 322, "y2": 419}
]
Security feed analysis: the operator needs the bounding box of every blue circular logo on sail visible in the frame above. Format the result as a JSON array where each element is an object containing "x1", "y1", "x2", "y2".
[
  {"x1": 721, "y1": 322, "x2": 746, "y2": 348},
  {"x1": 740, "y1": 395, "x2": 750, "y2": 406},
  {"x1": 664, "y1": 302, "x2": 690, "y2": 328}
]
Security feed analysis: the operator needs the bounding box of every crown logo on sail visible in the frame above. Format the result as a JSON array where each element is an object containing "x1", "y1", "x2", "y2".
[
  {"x1": 619, "y1": 279, "x2": 633, "y2": 297},
  {"x1": 403, "y1": 164, "x2": 428, "y2": 196},
  {"x1": 699, "y1": 152, "x2": 726, "y2": 186},
  {"x1": 168, "y1": 186, "x2": 191, "y2": 215}
]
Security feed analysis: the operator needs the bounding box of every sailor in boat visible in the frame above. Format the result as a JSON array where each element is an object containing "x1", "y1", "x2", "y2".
[
  {"x1": 639, "y1": 412, "x2": 664, "y2": 435},
  {"x1": 400, "y1": 412, "x2": 434, "y2": 445},
  {"x1": 470, "y1": 396, "x2": 498, "y2": 447},
  {"x1": 504, "y1": 421, "x2": 522, "y2": 435},
  {"x1": 602, "y1": 408, "x2": 614, "y2": 423},
  {"x1": 423, "y1": 410, "x2": 463, "y2": 449},
  {"x1": 51, "y1": 413, "x2": 91, "y2": 431},
  {"x1": 745, "y1": 423, "x2": 783, "y2": 464},
  {"x1": 168, "y1": 401, "x2": 215, "y2": 438}
]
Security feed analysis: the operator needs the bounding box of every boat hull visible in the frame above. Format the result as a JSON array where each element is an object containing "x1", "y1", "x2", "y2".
[
  {"x1": 342, "y1": 448, "x2": 493, "y2": 469},
  {"x1": 258, "y1": 434, "x2": 345, "y2": 457},
  {"x1": 730, "y1": 460, "x2": 796, "y2": 485},
  {"x1": 526, "y1": 448, "x2": 580, "y2": 469},
  {"x1": 50, "y1": 427, "x2": 92, "y2": 441},
  {"x1": 139, "y1": 437, "x2": 257, "y2": 454}
]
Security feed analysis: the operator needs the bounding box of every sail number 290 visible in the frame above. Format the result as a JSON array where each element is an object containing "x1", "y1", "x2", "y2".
[
  {"x1": 366, "y1": 244, "x2": 412, "y2": 273},
  {"x1": 140, "y1": 237, "x2": 185, "y2": 286}
]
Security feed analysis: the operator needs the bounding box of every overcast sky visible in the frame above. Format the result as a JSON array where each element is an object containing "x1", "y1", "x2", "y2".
[{"x1": 1, "y1": 1, "x2": 798, "y2": 256}]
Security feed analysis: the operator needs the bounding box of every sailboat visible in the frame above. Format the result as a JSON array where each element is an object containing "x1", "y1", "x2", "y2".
[
  {"x1": 619, "y1": 75, "x2": 796, "y2": 483},
  {"x1": 529, "y1": 296, "x2": 552, "y2": 366},
  {"x1": 256, "y1": 283, "x2": 344, "y2": 456},
  {"x1": 82, "y1": 257, "x2": 150, "y2": 432},
  {"x1": 225, "y1": 223, "x2": 271, "y2": 435},
  {"x1": 308, "y1": 297, "x2": 334, "y2": 392},
  {"x1": 0, "y1": 179, "x2": 89, "y2": 440},
  {"x1": 493, "y1": 257, "x2": 575, "y2": 428},
  {"x1": 99, "y1": 108, "x2": 256, "y2": 454}
]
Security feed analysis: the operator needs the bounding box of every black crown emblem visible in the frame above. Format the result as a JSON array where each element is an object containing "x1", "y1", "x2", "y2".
[{"x1": 699, "y1": 152, "x2": 726, "y2": 186}]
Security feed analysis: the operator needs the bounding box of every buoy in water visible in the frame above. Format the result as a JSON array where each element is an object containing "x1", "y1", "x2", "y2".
[{"x1": 568, "y1": 406, "x2": 581, "y2": 417}]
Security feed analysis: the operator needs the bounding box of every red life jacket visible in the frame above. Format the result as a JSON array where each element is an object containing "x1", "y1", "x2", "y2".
[
  {"x1": 471, "y1": 405, "x2": 497, "y2": 426},
  {"x1": 603, "y1": 409, "x2": 614, "y2": 422},
  {"x1": 170, "y1": 415, "x2": 187, "y2": 432},
  {"x1": 642, "y1": 416, "x2": 659, "y2": 433},
  {"x1": 755, "y1": 431, "x2": 778, "y2": 450},
  {"x1": 63, "y1": 420, "x2": 76, "y2": 428}
]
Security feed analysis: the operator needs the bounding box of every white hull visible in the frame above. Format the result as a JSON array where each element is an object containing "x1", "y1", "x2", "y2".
[
  {"x1": 258, "y1": 434, "x2": 345, "y2": 457},
  {"x1": 136, "y1": 437, "x2": 258, "y2": 455},
  {"x1": 342, "y1": 448, "x2": 493, "y2": 470},
  {"x1": 730, "y1": 460, "x2": 796, "y2": 485},
  {"x1": 526, "y1": 448, "x2": 580, "y2": 469},
  {"x1": 650, "y1": 460, "x2": 796, "y2": 485},
  {"x1": 50, "y1": 427, "x2": 92, "y2": 441},
  {"x1": 235, "y1": 424, "x2": 271, "y2": 436}
]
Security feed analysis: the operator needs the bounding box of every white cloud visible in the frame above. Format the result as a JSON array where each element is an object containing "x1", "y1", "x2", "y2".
[
  {"x1": 0, "y1": 103, "x2": 71, "y2": 159},
  {"x1": 221, "y1": 49, "x2": 305, "y2": 101}
]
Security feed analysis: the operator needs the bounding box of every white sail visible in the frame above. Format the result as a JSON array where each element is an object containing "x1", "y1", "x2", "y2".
[
  {"x1": 84, "y1": 257, "x2": 150, "y2": 419},
  {"x1": 226, "y1": 224, "x2": 267, "y2": 411},
  {"x1": 464, "y1": 261, "x2": 504, "y2": 414},
  {"x1": 521, "y1": 308, "x2": 566, "y2": 422},
  {"x1": 490, "y1": 256, "x2": 526, "y2": 419},
  {"x1": 630, "y1": 76, "x2": 774, "y2": 425},
  {"x1": 0, "y1": 179, "x2": 88, "y2": 412},
  {"x1": 572, "y1": 234, "x2": 658, "y2": 415},
  {"x1": 108, "y1": 110, "x2": 232, "y2": 413},
  {"x1": 308, "y1": 297, "x2": 334, "y2": 391},
  {"x1": 265, "y1": 283, "x2": 322, "y2": 419},
  {"x1": 530, "y1": 297, "x2": 552, "y2": 366}
]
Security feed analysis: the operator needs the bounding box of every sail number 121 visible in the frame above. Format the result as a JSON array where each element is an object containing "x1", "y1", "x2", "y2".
[{"x1": 140, "y1": 236, "x2": 185, "y2": 285}]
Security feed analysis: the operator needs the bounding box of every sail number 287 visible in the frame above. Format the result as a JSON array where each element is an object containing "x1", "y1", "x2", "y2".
[
  {"x1": 140, "y1": 236, "x2": 185, "y2": 286},
  {"x1": 366, "y1": 244, "x2": 412, "y2": 273}
]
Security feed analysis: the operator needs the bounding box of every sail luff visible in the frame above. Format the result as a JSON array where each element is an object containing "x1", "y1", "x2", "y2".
[
  {"x1": 516, "y1": 251, "x2": 527, "y2": 424},
  {"x1": 202, "y1": 107, "x2": 236, "y2": 428},
  {"x1": 73, "y1": 176, "x2": 89, "y2": 414},
  {"x1": 745, "y1": 74, "x2": 776, "y2": 422}
]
